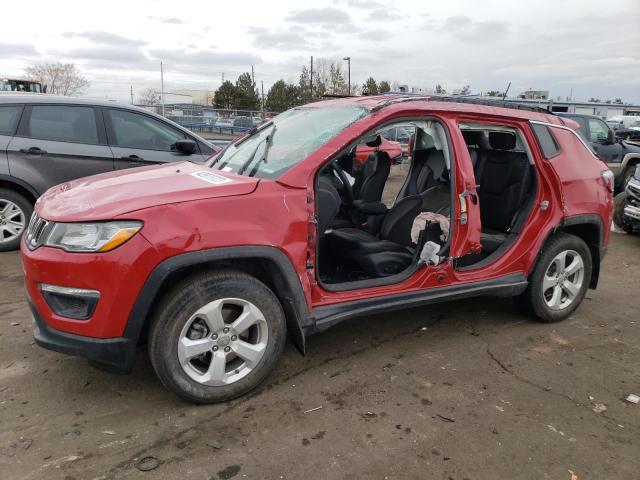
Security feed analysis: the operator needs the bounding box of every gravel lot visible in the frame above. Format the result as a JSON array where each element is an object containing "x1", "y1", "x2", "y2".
[{"x1": 1, "y1": 231, "x2": 639, "y2": 480}]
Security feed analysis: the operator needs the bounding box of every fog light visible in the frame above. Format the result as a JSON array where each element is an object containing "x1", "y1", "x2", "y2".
[{"x1": 39, "y1": 284, "x2": 100, "y2": 320}]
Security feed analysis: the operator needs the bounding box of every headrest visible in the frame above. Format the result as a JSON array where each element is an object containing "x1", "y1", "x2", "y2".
[
  {"x1": 414, "y1": 129, "x2": 435, "y2": 151},
  {"x1": 489, "y1": 131, "x2": 516, "y2": 150},
  {"x1": 462, "y1": 130, "x2": 486, "y2": 147},
  {"x1": 365, "y1": 135, "x2": 381, "y2": 148}
]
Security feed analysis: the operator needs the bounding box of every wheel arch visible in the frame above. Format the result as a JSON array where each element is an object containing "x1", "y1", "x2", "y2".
[
  {"x1": 551, "y1": 214, "x2": 604, "y2": 289},
  {"x1": 0, "y1": 175, "x2": 39, "y2": 204},
  {"x1": 125, "y1": 246, "x2": 311, "y2": 355}
]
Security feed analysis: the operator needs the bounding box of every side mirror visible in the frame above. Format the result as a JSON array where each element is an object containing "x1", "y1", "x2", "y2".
[
  {"x1": 175, "y1": 139, "x2": 197, "y2": 155},
  {"x1": 607, "y1": 128, "x2": 616, "y2": 144}
]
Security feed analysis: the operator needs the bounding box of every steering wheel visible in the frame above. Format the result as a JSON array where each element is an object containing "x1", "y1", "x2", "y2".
[{"x1": 330, "y1": 160, "x2": 354, "y2": 206}]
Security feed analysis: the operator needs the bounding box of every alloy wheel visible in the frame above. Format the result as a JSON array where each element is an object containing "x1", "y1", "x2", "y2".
[
  {"x1": 0, "y1": 200, "x2": 26, "y2": 245},
  {"x1": 177, "y1": 298, "x2": 268, "y2": 386},
  {"x1": 542, "y1": 249, "x2": 585, "y2": 311}
]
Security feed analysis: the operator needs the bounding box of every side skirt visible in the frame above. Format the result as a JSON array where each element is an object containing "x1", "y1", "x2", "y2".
[{"x1": 307, "y1": 272, "x2": 527, "y2": 334}]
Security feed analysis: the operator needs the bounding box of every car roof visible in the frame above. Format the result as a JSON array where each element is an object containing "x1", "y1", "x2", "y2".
[
  {"x1": 0, "y1": 93, "x2": 154, "y2": 113},
  {"x1": 306, "y1": 94, "x2": 563, "y2": 125}
]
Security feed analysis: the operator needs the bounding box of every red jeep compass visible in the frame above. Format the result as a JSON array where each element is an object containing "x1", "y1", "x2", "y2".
[{"x1": 21, "y1": 96, "x2": 614, "y2": 403}]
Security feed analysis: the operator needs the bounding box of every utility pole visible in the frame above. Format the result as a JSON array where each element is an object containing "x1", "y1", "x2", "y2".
[
  {"x1": 343, "y1": 57, "x2": 351, "y2": 95},
  {"x1": 160, "y1": 61, "x2": 165, "y2": 116},
  {"x1": 130, "y1": 85, "x2": 134, "y2": 104},
  {"x1": 222, "y1": 72, "x2": 224, "y2": 83},
  {"x1": 261, "y1": 80, "x2": 264, "y2": 115},
  {"x1": 251, "y1": 65, "x2": 255, "y2": 85},
  {"x1": 310, "y1": 56, "x2": 313, "y2": 99}
]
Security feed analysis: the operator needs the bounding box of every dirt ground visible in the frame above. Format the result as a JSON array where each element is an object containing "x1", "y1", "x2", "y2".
[{"x1": 1, "y1": 230, "x2": 639, "y2": 480}]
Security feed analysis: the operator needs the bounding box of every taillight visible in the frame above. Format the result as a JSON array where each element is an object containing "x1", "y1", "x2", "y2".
[{"x1": 601, "y1": 169, "x2": 614, "y2": 193}]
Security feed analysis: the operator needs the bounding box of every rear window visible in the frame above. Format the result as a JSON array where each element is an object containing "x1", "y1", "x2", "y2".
[
  {"x1": 0, "y1": 105, "x2": 21, "y2": 135},
  {"x1": 532, "y1": 123, "x2": 560, "y2": 158},
  {"x1": 27, "y1": 105, "x2": 99, "y2": 144}
]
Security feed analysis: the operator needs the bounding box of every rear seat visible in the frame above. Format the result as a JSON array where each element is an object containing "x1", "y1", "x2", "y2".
[{"x1": 463, "y1": 130, "x2": 532, "y2": 254}]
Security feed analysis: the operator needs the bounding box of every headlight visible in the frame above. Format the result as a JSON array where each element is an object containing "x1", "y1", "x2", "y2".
[{"x1": 43, "y1": 221, "x2": 142, "y2": 252}]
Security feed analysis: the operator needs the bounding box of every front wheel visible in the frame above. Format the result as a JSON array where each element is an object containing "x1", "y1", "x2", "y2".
[
  {"x1": 148, "y1": 271, "x2": 287, "y2": 403},
  {"x1": 515, "y1": 233, "x2": 592, "y2": 323},
  {"x1": 0, "y1": 189, "x2": 33, "y2": 252}
]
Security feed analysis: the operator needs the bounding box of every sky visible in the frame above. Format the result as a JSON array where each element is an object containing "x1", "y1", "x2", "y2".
[{"x1": 1, "y1": 0, "x2": 639, "y2": 104}]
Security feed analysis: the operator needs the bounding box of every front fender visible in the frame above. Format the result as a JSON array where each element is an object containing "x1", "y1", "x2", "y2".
[{"x1": 123, "y1": 246, "x2": 311, "y2": 354}]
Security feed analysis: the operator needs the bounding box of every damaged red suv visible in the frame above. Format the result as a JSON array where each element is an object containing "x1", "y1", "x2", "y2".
[{"x1": 22, "y1": 96, "x2": 614, "y2": 403}]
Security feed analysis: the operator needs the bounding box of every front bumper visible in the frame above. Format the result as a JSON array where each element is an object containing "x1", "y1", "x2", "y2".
[
  {"x1": 30, "y1": 299, "x2": 135, "y2": 371},
  {"x1": 623, "y1": 204, "x2": 640, "y2": 221}
]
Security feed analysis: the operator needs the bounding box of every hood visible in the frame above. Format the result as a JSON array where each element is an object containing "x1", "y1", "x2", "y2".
[{"x1": 36, "y1": 162, "x2": 259, "y2": 222}]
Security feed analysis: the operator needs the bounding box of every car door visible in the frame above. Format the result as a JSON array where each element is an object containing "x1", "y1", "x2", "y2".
[
  {"x1": 0, "y1": 104, "x2": 23, "y2": 176},
  {"x1": 587, "y1": 117, "x2": 623, "y2": 163},
  {"x1": 448, "y1": 124, "x2": 482, "y2": 260},
  {"x1": 104, "y1": 108, "x2": 207, "y2": 169},
  {"x1": 7, "y1": 104, "x2": 114, "y2": 194}
]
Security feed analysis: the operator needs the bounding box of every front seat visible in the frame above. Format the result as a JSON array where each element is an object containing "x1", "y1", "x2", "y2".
[
  {"x1": 353, "y1": 136, "x2": 391, "y2": 203},
  {"x1": 397, "y1": 130, "x2": 450, "y2": 213},
  {"x1": 327, "y1": 194, "x2": 423, "y2": 277}
]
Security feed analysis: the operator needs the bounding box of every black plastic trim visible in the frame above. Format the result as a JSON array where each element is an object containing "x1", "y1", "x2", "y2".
[
  {"x1": 0, "y1": 173, "x2": 40, "y2": 199},
  {"x1": 29, "y1": 299, "x2": 134, "y2": 371},
  {"x1": 124, "y1": 246, "x2": 310, "y2": 353},
  {"x1": 309, "y1": 272, "x2": 528, "y2": 334}
]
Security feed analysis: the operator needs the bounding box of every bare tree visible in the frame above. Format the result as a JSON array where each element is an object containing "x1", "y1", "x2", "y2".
[
  {"x1": 25, "y1": 62, "x2": 90, "y2": 96},
  {"x1": 138, "y1": 87, "x2": 161, "y2": 106}
]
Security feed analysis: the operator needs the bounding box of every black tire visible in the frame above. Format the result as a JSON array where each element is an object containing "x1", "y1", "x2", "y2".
[
  {"x1": 148, "y1": 270, "x2": 287, "y2": 404},
  {"x1": 613, "y1": 192, "x2": 634, "y2": 233},
  {"x1": 619, "y1": 166, "x2": 635, "y2": 191},
  {"x1": 515, "y1": 233, "x2": 592, "y2": 323},
  {"x1": 0, "y1": 189, "x2": 33, "y2": 252}
]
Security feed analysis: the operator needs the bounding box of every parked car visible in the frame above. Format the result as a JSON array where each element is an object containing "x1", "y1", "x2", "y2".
[
  {"x1": 233, "y1": 116, "x2": 253, "y2": 128},
  {"x1": 0, "y1": 94, "x2": 217, "y2": 251},
  {"x1": 557, "y1": 112, "x2": 640, "y2": 190},
  {"x1": 613, "y1": 166, "x2": 640, "y2": 233},
  {"x1": 381, "y1": 125, "x2": 414, "y2": 156},
  {"x1": 23, "y1": 96, "x2": 613, "y2": 403},
  {"x1": 355, "y1": 135, "x2": 403, "y2": 164},
  {"x1": 252, "y1": 116, "x2": 264, "y2": 127}
]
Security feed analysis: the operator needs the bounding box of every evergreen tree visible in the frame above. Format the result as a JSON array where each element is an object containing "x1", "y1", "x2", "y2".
[
  {"x1": 379, "y1": 80, "x2": 391, "y2": 94},
  {"x1": 265, "y1": 80, "x2": 300, "y2": 112},
  {"x1": 362, "y1": 77, "x2": 379, "y2": 95},
  {"x1": 235, "y1": 72, "x2": 260, "y2": 110},
  {"x1": 213, "y1": 81, "x2": 237, "y2": 109}
]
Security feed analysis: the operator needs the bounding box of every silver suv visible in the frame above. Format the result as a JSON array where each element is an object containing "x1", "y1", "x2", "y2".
[{"x1": 0, "y1": 94, "x2": 217, "y2": 251}]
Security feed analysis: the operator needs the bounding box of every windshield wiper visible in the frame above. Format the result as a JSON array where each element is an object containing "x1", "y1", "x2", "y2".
[
  {"x1": 248, "y1": 124, "x2": 277, "y2": 177},
  {"x1": 238, "y1": 124, "x2": 276, "y2": 176}
]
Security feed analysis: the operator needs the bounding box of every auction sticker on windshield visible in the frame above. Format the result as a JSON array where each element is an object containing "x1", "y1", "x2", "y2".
[{"x1": 191, "y1": 171, "x2": 232, "y2": 185}]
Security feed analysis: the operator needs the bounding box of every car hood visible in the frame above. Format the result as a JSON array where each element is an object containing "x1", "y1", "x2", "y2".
[{"x1": 36, "y1": 162, "x2": 259, "y2": 222}]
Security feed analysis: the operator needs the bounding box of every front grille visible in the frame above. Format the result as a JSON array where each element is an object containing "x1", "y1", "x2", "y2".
[
  {"x1": 26, "y1": 214, "x2": 51, "y2": 250},
  {"x1": 628, "y1": 179, "x2": 640, "y2": 198}
]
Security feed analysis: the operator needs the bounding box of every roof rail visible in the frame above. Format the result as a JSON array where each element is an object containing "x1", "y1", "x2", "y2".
[{"x1": 373, "y1": 93, "x2": 553, "y2": 115}]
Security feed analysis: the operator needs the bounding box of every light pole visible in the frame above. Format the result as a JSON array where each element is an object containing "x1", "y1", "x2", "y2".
[{"x1": 343, "y1": 57, "x2": 351, "y2": 95}]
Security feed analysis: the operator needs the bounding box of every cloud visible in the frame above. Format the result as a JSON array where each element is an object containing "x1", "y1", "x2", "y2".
[
  {"x1": 439, "y1": 15, "x2": 509, "y2": 42},
  {"x1": 0, "y1": 43, "x2": 39, "y2": 58},
  {"x1": 334, "y1": 0, "x2": 386, "y2": 8},
  {"x1": 55, "y1": 46, "x2": 149, "y2": 65},
  {"x1": 247, "y1": 26, "x2": 312, "y2": 50},
  {"x1": 366, "y1": 8, "x2": 402, "y2": 22},
  {"x1": 287, "y1": 7, "x2": 352, "y2": 26},
  {"x1": 148, "y1": 48, "x2": 262, "y2": 71},
  {"x1": 62, "y1": 31, "x2": 147, "y2": 47},
  {"x1": 146, "y1": 16, "x2": 184, "y2": 24}
]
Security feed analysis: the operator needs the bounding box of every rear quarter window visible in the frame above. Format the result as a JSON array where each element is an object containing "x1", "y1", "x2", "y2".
[
  {"x1": 532, "y1": 123, "x2": 560, "y2": 159},
  {"x1": 0, "y1": 105, "x2": 21, "y2": 135}
]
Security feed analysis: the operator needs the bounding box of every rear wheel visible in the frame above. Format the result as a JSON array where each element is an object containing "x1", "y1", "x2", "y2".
[
  {"x1": 515, "y1": 233, "x2": 592, "y2": 322},
  {"x1": 0, "y1": 189, "x2": 32, "y2": 252},
  {"x1": 148, "y1": 270, "x2": 286, "y2": 403}
]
